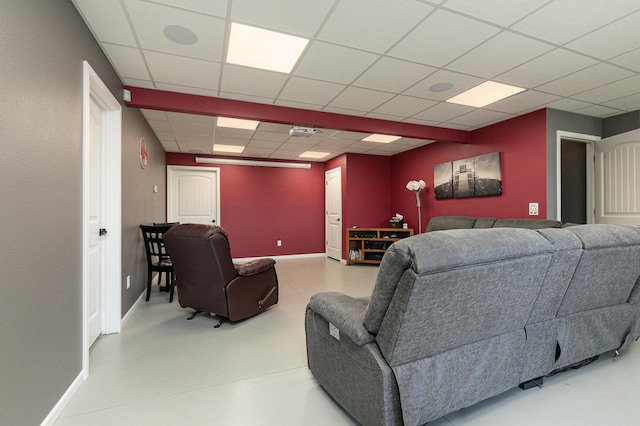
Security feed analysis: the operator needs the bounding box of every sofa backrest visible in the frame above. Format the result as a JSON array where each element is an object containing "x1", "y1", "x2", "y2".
[
  {"x1": 364, "y1": 228, "x2": 555, "y2": 366},
  {"x1": 425, "y1": 215, "x2": 476, "y2": 232},
  {"x1": 492, "y1": 218, "x2": 562, "y2": 229}
]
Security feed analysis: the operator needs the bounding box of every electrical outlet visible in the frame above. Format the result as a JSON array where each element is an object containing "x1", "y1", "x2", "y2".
[
  {"x1": 529, "y1": 202, "x2": 539, "y2": 216},
  {"x1": 277, "y1": 240, "x2": 282, "y2": 247},
  {"x1": 126, "y1": 275, "x2": 131, "y2": 289}
]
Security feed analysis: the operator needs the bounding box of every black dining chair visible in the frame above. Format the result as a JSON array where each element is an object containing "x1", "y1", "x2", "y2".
[{"x1": 140, "y1": 224, "x2": 177, "y2": 302}]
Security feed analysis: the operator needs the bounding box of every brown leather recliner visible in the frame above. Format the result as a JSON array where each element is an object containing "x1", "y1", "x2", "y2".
[{"x1": 163, "y1": 224, "x2": 278, "y2": 325}]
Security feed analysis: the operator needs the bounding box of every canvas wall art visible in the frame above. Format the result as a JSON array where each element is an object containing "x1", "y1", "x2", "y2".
[{"x1": 434, "y1": 152, "x2": 502, "y2": 199}]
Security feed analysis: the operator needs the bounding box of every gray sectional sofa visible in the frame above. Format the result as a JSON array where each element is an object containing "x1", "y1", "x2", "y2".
[
  {"x1": 425, "y1": 215, "x2": 564, "y2": 232},
  {"x1": 305, "y1": 224, "x2": 640, "y2": 425}
]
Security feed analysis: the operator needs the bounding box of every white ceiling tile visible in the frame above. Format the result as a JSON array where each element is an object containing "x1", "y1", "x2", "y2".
[
  {"x1": 447, "y1": 109, "x2": 511, "y2": 128},
  {"x1": 155, "y1": 83, "x2": 219, "y2": 98},
  {"x1": 610, "y1": 48, "x2": 640, "y2": 73},
  {"x1": 512, "y1": 0, "x2": 640, "y2": 45},
  {"x1": 544, "y1": 98, "x2": 593, "y2": 112},
  {"x1": 230, "y1": 0, "x2": 335, "y2": 38},
  {"x1": 321, "y1": 106, "x2": 367, "y2": 117},
  {"x1": 273, "y1": 99, "x2": 324, "y2": 111},
  {"x1": 443, "y1": 0, "x2": 550, "y2": 27},
  {"x1": 388, "y1": 9, "x2": 501, "y2": 67},
  {"x1": 124, "y1": 0, "x2": 226, "y2": 62},
  {"x1": 214, "y1": 127, "x2": 254, "y2": 139},
  {"x1": 496, "y1": 48, "x2": 598, "y2": 88},
  {"x1": 328, "y1": 87, "x2": 395, "y2": 112},
  {"x1": 242, "y1": 147, "x2": 276, "y2": 158},
  {"x1": 147, "y1": 0, "x2": 229, "y2": 17},
  {"x1": 145, "y1": 51, "x2": 220, "y2": 90},
  {"x1": 566, "y1": 11, "x2": 640, "y2": 60},
  {"x1": 487, "y1": 90, "x2": 561, "y2": 114},
  {"x1": 447, "y1": 31, "x2": 554, "y2": 79},
  {"x1": 294, "y1": 42, "x2": 380, "y2": 84},
  {"x1": 73, "y1": 0, "x2": 136, "y2": 46},
  {"x1": 220, "y1": 64, "x2": 288, "y2": 98},
  {"x1": 141, "y1": 109, "x2": 168, "y2": 120},
  {"x1": 373, "y1": 95, "x2": 437, "y2": 117},
  {"x1": 251, "y1": 131, "x2": 290, "y2": 143},
  {"x1": 603, "y1": 93, "x2": 640, "y2": 111},
  {"x1": 146, "y1": 119, "x2": 172, "y2": 132},
  {"x1": 354, "y1": 57, "x2": 437, "y2": 93},
  {"x1": 246, "y1": 139, "x2": 284, "y2": 149},
  {"x1": 412, "y1": 102, "x2": 475, "y2": 122},
  {"x1": 575, "y1": 104, "x2": 624, "y2": 117},
  {"x1": 536, "y1": 63, "x2": 635, "y2": 97},
  {"x1": 279, "y1": 77, "x2": 346, "y2": 105},
  {"x1": 572, "y1": 75, "x2": 640, "y2": 104},
  {"x1": 170, "y1": 122, "x2": 213, "y2": 137},
  {"x1": 153, "y1": 130, "x2": 177, "y2": 142},
  {"x1": 166, "y1": 111, "x2": 216, "y2": 125},
  {"x1": 318, "y1": 0, "x2": 433, "y2": 53},
  {"x1": 122, "y1": 78, "x2": 156, "y2": 88},
  {"x1": 257, "y1": 122, "x2": 291, "y2": 133}
]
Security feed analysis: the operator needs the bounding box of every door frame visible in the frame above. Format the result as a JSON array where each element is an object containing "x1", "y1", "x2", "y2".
[
  {"x1": 82, "y1": 61, "x2": 122, "y2": 378},
  {"x1": 555, "y1": 131, "x2": 599, "y2": 224}
]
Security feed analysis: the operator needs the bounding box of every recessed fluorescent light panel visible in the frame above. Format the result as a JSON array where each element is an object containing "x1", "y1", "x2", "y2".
[
  {"x1": 216, "y1": 117, "x2": 260, "y2": 130},
  {"x1": 446, "y1": 81, "x2": 525, "y2": 108},
  {"x1": 213, "y1": 144, "x2": 245, "y2": 154},
  {"x1": 362, "y1": 134, "x2": 402, "y2": 143},
  {"x1": 227, "y1": 23, "x2": 309, "y2": 73},
  {"x1": 299, "y1": 151, "x2": 330, "y2": 159}
]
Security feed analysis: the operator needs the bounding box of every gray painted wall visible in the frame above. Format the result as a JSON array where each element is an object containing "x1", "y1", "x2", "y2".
[
  {"x1": 545, "y1": 109, "x2": 601, "y2": 221},
  {"x1": 0, "y1": 1, "x2": 165, "y2": 424}
]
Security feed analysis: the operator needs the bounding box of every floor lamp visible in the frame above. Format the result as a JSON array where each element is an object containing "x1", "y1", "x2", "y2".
[{"x1": 406, "y1": 180, "x2": 427, "y2": 233}]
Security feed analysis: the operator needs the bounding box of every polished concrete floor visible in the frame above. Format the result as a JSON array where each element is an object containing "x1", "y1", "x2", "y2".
[{"x1": 56, "y1": 256, "x2": 640, "y2": 425}]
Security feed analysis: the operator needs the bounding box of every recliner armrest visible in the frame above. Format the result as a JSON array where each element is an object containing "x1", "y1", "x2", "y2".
[
  {"x1": 235, "y1": 258, "x2": 276, "y2": 277},
  {"x1": 308, "y1": 291, "x2": 375, "y2": 346}
]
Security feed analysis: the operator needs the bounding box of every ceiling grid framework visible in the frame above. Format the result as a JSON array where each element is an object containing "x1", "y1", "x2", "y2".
[{"x1": 73, "y1": 0, "x2": 640, "y2": 161}]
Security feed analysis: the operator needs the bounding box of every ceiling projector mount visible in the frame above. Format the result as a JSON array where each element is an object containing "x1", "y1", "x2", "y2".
[{"x1": 289, "y1": 126, "x2": 322, "y2": 137}]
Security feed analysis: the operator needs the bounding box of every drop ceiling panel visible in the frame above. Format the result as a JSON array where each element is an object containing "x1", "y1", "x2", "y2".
[
  {"x1": 279, "y1": 77, "x2": 346, "y2": 105},
  {"x1": 488, "y1": 90, "x2": 561, "y2": 114},
  {"x1": 328, "y1": 86, "x2": 395, "y2": 112},
  {"x1": 317, "y1": 0, "x2": 433, "y2": 53},
  {"x1": 565, "y1": 11, "x2": 640, "y2": 60},
  {"x1": 373, "y1": 95, "x2": 437, "y2": 117},
  {"x1": 124, "y1": 0, "x2": 226, "y2": 61},
  {"x1": 403, "y1": 69, "x2": 485, "y2": 101},
  {"x1": 447, "y1": 31, "x2": 554, "y2": 79},
  {"x1": 511, "y1": 0, "x2": 640, "y2": 45},
  {"x1": 388, "y1": 9, "x2": 500, "y2": 67},
  {"x1": 537, "y1": 63, "x2": 635, "y2": 97},
  {"x1": 442, "y1": 0, "x2": 549, "y2": 27},
  {"x1": 103, "y1": 44, "x2": 150, "y2": 80},
  {"x1": 610, "y1": 48, "x2": 640, "y2": 72},
  {"x1": 148, "y1": 0, "x2": 229, "y2": 17},
  {"x1": 73, "y1": 0, "x2": 136, "y2": 46},
  {"x1": 413, "y1": 101, "x2": 475, "y2": 123},
  {"x1": 496, "y1": 48, "x2": 598, "y2": 88},
  {"x1": 229, "y1": 0, "x2": 334, "y2": 38},
  {"x1": 571, "y1": 75, "x2": 640, "y2": 104},
  {"x1": 604, "y1": 93, "x2": 640, "y2": 111},
  {"x1": 447, "y1": 109, "x2": 511, "y2": 127},
  {"x1": 294, "y1": 42, "x2": 380, "y2": 84},
  {"x1": 354, "y1": 57, "x2": 437, "y2": 93},
  {"x1": 220, "y1": 64, "x2": 289, "y2": 98},
  {"x1": 145, "y1": 51, "x2": 221, "y2": 90}
]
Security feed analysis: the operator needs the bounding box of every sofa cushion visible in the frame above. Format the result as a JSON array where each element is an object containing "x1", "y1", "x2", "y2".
[
  {"x1": 425, "y1": 215, "x2": 476, "y2": 232},
  {"x1": 473, "y1": 218, "x2": 497, "y2": 228}
]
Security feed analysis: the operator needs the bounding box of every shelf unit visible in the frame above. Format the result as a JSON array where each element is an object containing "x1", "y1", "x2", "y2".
[{"x1": 346, "y1": 228, "x2": 414, "y2": 265}]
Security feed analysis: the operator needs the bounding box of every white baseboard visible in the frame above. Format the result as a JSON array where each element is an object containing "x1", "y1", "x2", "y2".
[
  {"x1": 121, "y1": 288, "x2": 147, "y2": 328},
  {"x1": 40, "y1": 371, "x2": 84, "y2": 426}
]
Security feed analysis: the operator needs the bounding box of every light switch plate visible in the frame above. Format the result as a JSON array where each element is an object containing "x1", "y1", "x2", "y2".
[{"x1": 529, "y1": 202, "x2": 539, "y2": 216}]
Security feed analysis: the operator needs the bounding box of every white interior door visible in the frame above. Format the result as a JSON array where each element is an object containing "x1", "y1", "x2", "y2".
[
  {"x1": 595, "y1": 128, "x2": 640, "y2": 226},
  {"x1": 325, "y1": 167, "x2": 342, "y2": 261},
  {"x1": 87, "y1": 96, "x2": 104, "y2": 347},
  {"x1": 167, "y1": 166, "x2": 220, "y2": 224}
]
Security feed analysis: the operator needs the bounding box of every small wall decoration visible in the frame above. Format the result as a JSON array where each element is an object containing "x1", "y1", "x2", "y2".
[
  {"x1": 434, "y1": 152, "x2": 502, "y2": 199},
  {"x1": 139, "y1": 136, "x2": 147, "y2": 169}
]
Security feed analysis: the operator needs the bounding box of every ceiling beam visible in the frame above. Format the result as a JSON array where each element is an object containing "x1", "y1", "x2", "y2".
[{"x1": 124, "y1": 86, "x2": 470, "y2": 144}]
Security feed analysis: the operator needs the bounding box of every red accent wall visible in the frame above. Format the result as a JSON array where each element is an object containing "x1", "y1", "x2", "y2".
[
  {"x1": 390, "y1": 110, "x2": 547, "y2": 232},
  {"x1": 166, "y1": 153, "x2": 325, "y2": 258}
]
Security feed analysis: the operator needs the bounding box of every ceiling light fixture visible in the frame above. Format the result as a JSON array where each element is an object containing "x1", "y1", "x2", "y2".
[
  {"x1": 363, "y1": 134, "x2": 402, "y2": 143},
  {"x1": 446, "y1": 81, "x2": 525, "y2": 108},
  {"x1": 226, "y1": 22, "x2": 309, "y2": 73},
  {"x1": 299, "y1": 151, "x2": 330, "y2": 159},
  {"x1": 216, "y1": 117, "x2": 260, "y2": 130},
  {"x1": 213, "y1": 144, "x2": 245, "y2": 154},
  {"x1": 195, "y1": 157, "x2": 311, "y2": 169}
]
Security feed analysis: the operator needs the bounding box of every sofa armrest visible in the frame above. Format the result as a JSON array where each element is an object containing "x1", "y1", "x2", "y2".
[
  {"x1": 308, "y1": 291, "x2": 374, "y2": 346},
  {"x1": 235, "y1": 258, "x2": 276, "y2": 277}
]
